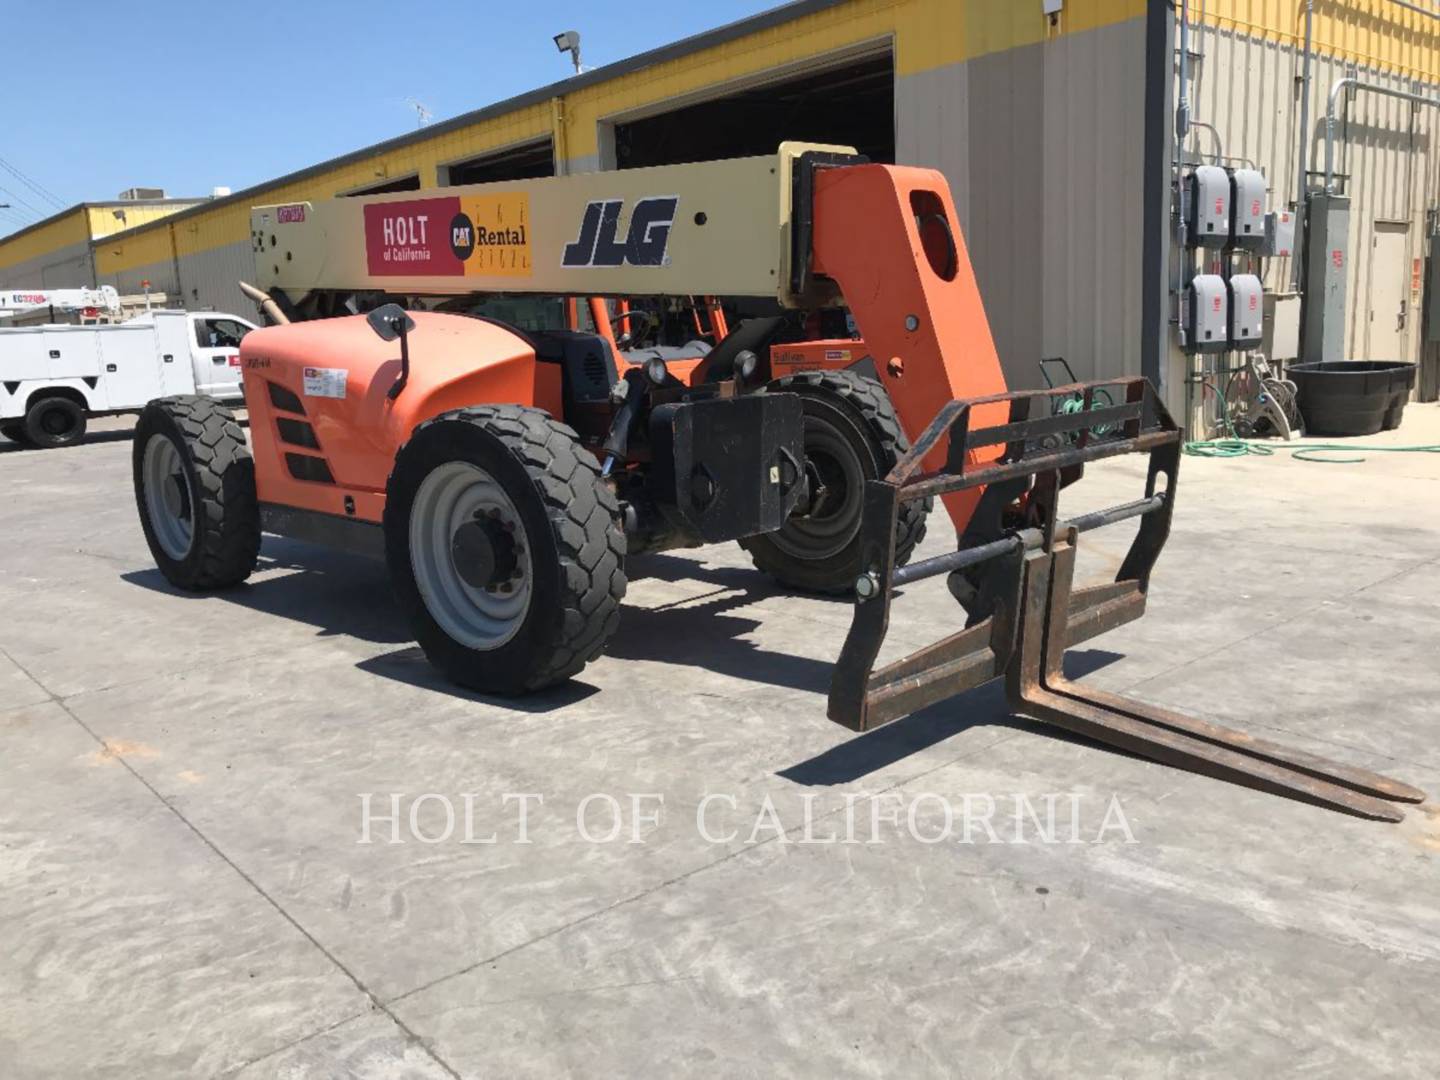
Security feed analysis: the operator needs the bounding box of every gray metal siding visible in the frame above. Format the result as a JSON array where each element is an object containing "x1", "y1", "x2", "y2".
[
  {"x1": 897, "y1": 17, "x2": 1148, "y2": 392},
  {"x1": 0, "y1": 240, "x2": 95, "y2": 291},
  {"x1": 176, "y1": 241, "x2": 260, "y2": 316},
  {"x1": 1179, "y1": 19, "x2": 1440, "y2": 366}
]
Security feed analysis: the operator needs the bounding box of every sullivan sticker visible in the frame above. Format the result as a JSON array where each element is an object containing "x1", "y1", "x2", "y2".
[{"x1": 364, "y1": 194, "x2": 531, "y2": 277}]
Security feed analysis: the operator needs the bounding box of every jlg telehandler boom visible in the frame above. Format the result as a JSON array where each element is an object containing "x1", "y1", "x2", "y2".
[{"x1": 133, "y1": 143, "x2": 1421, "y2": 820}]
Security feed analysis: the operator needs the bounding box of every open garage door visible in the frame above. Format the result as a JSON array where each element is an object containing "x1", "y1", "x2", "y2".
[
  {"x1": 607, "y1": 48, "x2": 894, "y2": 345},
  {"x1": 612, "y1": 49, "x2": 893, "y2": 169},
  {"x1": 341, "y1": 174, "x2": 421, "y2": 197},
  {"x1": 442, "y1": 138, "x2": 555, "y2": 185}
]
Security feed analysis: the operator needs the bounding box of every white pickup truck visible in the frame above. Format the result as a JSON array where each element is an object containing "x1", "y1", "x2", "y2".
[{"x1": 0, "y1": 310, "x2": 256, "y2": 448}]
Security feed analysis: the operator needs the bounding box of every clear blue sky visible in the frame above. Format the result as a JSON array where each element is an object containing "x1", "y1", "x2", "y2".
[{"x1": 0, "y1": 0, "x2": 779, "y2": 238}]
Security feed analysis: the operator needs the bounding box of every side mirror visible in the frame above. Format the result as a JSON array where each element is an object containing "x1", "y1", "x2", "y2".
[
  {"x1": 367, "y1": 304, "x2": 417, "y2": 400},
  {"x1": 366, "y1": 303, "x2": 414, "y2": 341}
]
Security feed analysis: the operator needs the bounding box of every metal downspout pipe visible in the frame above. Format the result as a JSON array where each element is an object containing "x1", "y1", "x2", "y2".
[
  {"x1": 1324, "y1": 78, "x2": 1440, "y2": 194},
  {"x1": 1291, "y1": 0, "x2": 1313, "y2": 289}
]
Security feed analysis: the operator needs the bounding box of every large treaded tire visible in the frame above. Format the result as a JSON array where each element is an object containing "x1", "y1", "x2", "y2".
[
  {"x1": 384, "y1": 406, "x2": 626, "y2": 694},
  {"x1": 739, "y1": 369, "x2": 932, "y2": 593},
  {"x1": 133, "y1": 395, "x2": 260, "y2": 590}
]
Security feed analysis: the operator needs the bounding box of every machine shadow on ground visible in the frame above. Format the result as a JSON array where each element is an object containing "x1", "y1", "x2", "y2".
[{"x1": 121, "y1": 538, "x2": 1129, "y2": 766}]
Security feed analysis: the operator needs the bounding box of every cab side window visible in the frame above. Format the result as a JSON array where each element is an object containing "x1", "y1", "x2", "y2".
[{"x1": 195, "y1": 319, "x2": 250, "y2": 349}]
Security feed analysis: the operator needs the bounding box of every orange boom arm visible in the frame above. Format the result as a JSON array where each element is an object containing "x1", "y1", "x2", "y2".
[{"x1": 810, "y1": 163, "x2": 1010, "y2": 534}]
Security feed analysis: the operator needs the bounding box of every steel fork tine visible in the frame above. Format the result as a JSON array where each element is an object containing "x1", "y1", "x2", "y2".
[{"x1": 1013, "y1": 544, "x2": 1419, "y2": 821}]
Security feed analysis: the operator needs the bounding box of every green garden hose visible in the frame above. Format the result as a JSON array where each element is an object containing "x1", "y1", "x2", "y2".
[
  {"x1": 1057, "y1": 389, "x2": 1116, "y2": 437},
  {"x1": 1182, "y1": 377, "x2": 1440, "y2": 463}
]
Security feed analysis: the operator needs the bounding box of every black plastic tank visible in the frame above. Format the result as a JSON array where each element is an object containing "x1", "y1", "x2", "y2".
[{"x1": 1287, "y1": 360, "x2": 1416, "y2": 437}]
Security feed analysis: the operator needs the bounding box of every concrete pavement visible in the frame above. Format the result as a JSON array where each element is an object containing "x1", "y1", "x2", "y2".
[{"x1": 3, "y1": 409, "x2": 1440, "y2": 1078}]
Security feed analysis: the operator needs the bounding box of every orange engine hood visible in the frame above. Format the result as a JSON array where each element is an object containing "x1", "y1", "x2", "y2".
[{"x1": 239, "y1": 311, "x2": 562, "y2": 518}]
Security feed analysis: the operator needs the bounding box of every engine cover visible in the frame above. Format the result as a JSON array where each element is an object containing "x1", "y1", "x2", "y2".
[
  {"x1": 238, "y1": 311, "x2": 562, "y2": 521},
  {"x1": 647, "y1": 392, "x2": 806, "y2": 543}
]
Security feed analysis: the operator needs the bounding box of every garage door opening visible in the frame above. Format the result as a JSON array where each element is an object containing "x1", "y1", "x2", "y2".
[
  {"x1": 612, "y1": 50, "x2": 893, "y2": 169},
  {"x1": 442, "y1": 138, "x2": 555, "y2": 185},
  {"x1": 341, "y1": 174, "x2": 421, "y2": 197}
]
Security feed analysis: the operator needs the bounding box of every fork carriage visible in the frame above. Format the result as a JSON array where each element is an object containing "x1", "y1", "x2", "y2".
[{"x1": 828, "y1": 378, "x2": 1425, "y2": 821}]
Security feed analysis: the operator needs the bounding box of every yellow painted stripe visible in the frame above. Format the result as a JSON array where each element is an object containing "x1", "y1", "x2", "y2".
[
  {"x1": 1200, "y1": 0, "x2": 1440, "y2": 83},
  {"x1": 0, "y1": 209, "x2": 90, "y2": 272},
  {"x1": 86, "y1": 203, "x2": 196, "y2": 242}
]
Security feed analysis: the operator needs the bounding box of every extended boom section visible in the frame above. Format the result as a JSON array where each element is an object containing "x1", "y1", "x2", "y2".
[{"x1": 828, "y1": 379, "x2": 1424, "y2": 820}]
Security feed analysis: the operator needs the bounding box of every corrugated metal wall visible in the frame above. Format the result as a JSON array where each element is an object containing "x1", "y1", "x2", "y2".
[
  {"x1": 901, "y1": 15, "x2": 1149, "y2": 389},
  {"x1": 0, "y1": 210, "x2": 91, "y2": 286},
  {"x1": 1178, "y1": 6, "x2": 1439, "y2": 377},
  {"x1": 0, "y1": 238, "x2": 94, "y2": 290}
]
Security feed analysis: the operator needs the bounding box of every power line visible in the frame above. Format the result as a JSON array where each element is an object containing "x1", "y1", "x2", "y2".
[
  {"x1": 0, "y1": 205, "x2": 38, "y2": 237},
  {"x1": 0, "y1": 156, "x2": 66, "y2": 210},
  {"x1": 0, "y1": 184, "x2": 47, "y2": 222}
]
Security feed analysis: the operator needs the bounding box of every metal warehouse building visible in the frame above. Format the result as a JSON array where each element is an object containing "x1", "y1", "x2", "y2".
[
  {"x1": 0, "y1": 196, "x2": 206, "y2": 290},
  {"x1": 3, "y1": 0, "x2": 1438, "y2": 427}
]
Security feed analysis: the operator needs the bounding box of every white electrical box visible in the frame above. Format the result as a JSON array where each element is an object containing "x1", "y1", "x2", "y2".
[
  {"x1": 1230, "y1": 169, "x2": 1266, "y2": 247},
  {"x1": 1262, "y1": 292, "x2": 1301, "y2": 360},
  {"x1": 1262, "y1": 210, "x2": 1296, "y2": 257},
  {"x1": 1187, "y1": 166, "x2": 1231, "y2": 247},
  {"x1": 1228, "y1": 274, "x2": 1264, "y2": 349},
  {"x1": 1186, "y1": 275, "x2": 1229, "y2": 352}
]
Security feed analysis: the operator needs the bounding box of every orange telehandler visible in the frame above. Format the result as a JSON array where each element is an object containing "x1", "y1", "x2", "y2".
[{"x1": 132, "y1": 143, "x2": 1422, "y2": 819}]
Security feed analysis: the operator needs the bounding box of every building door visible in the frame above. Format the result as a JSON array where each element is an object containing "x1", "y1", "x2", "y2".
[{"x1": 1367, "y1": 221, "x2": 1410, "y2": 361}]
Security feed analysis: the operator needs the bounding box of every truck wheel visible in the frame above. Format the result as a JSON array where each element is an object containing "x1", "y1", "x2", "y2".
[
  {"x1": 133, "y1": 396, "x2": 260, "y2": 590},
  {"x1": 385, "y1": 406, "x2": 627, "y2": 694},
  {"x1": 739, "y1": 369, "x2": 932, "y2": 593},
  {"x1": 24, "y1": 396, "x2": 87, "y2": 448},
  {"x1": 1, "y1": 421, "x2": 31, "y2": 446}
]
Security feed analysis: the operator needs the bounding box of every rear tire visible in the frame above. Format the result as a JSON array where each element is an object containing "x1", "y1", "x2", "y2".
[
  {"x1": 133, "y1": 396, "x2": 260, "y2": 590},
  {"x1": 25, "y1": 396, "x2": 87, "y2": 448},
  {"x1": 1, "y1": 421, "x2": 31, "y2": 446},
  {"x1": 385, "y1": 406, "x2": 626, "y2": 694},
  {"x1": 740, "y1": 370, "x2": 931, "y2": 593}
]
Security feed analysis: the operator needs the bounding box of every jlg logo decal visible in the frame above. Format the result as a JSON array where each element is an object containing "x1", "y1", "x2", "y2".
[{"x1": 562, "y1": 197, "x2": 678, "y2": 268}]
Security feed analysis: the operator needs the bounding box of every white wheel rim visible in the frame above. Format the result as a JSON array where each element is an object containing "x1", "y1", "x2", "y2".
[
  {"x1": 409, "y1": 461, "x2": 533, "y2": 650},
  {"x1": 143, "y1": 434, "x2": 195, "y2": 560}
]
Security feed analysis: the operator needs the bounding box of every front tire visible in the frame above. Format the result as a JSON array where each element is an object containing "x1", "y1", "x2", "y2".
[
  {"x1": 385, "y1": 406, "x2": 626, "y2": 694},
  {"x1": 740, "y1": 370, "x2": 932, "y2": 593},
  {"x1": 133, "y1": 396, "x2": 260, "y2": 590},
  {"x1": 25, "y1": 396, "x2": 87, "y2": 448}
]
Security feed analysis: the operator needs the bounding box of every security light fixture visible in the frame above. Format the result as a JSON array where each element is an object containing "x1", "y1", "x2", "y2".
[{"x1": 553, "y1": 30, "x2": 582, "y2": 75}]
